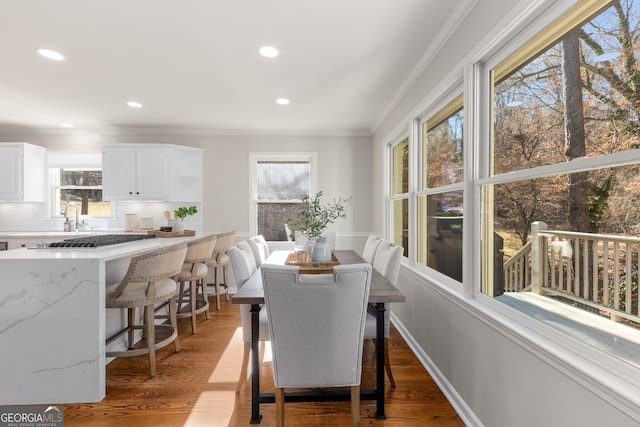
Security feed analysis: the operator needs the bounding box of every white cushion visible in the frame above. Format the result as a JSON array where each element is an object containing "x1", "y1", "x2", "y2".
[
  {"x1": 229, "y1": 245, "x2": 257, "y2": 287},
  {"x1": 106, "y1": 277, "x2": 177, "y2": 308},
  {"x1": 175, "y1": 262, "x2": 208, "y2": 281},
  {"x1": 362, "y1": 235, "x2": 381, "y2": 264},
  {"x1": 262, "y1": 263, "x2": 372, "y2": 388}
]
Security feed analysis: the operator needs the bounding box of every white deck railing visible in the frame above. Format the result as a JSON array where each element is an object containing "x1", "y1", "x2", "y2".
[
  {"x1": 505, "y1": 221, "x2": 640, "y2": 325},
  {"x1": 504, "y1": 241, "x2": 531, "y2": 292}
]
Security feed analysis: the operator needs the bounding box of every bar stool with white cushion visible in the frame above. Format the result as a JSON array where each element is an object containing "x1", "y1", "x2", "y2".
[
  {"x1": 364, "y1": 240, "x2": 403, "y2": 387},
  {"x1": 206, "y1": 231, "x2": 235, "y2": 309},
  {"x1": 175, "y1": 236, "x2": 217, "y2": 334},
  {"x1": 106, "y1": 243, "x2": 188, "y2": 377}
]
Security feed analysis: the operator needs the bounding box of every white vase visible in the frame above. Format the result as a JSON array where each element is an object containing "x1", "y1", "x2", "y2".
[
  {"x1": 172, "y1": 221, "x2": 184, "y2": 232},
  {"x1": 310, "y1": 236, "x2": 332, "y2": 262}
]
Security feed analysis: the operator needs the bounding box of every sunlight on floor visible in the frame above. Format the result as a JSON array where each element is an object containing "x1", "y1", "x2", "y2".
[
  {"x1": 183, "y1": 391, "x2": 236, "y2": 426},
  {"x1": 208, "y1": 327, "x2": 244, "y2": 384}
]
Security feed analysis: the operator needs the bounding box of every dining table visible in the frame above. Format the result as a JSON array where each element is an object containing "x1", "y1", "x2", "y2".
[{"x1": 231, "y1": 249, "x2": 406, "y2": 424}]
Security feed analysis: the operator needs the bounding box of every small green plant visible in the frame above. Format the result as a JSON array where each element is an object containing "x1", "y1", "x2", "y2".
[
  {"x1": 289, "y1": 191, "x2": 351, "y2": 239},
  {"x1": 174, "y1": 206, "x2": 198, "y2": 221}
]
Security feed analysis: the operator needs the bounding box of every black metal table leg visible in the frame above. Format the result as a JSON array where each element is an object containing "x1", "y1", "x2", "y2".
[
  {"x1": 250, "y1": 304, "x2": 262, "y2": 424},
  {"x1": 375, "y1": 302, "x2": 387, "y2": 419}
]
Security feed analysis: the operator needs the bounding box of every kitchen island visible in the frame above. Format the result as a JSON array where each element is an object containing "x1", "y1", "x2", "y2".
[{"x1": 0, "y1": 232, "x2": 214, "y2": 405}]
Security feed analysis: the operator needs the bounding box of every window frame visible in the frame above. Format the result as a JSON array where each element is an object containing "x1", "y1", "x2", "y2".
[
  {"x1": 414, "y1": 91, "x2": 466, "y2": 285},
  {"x1": 249, "y1": 152, "x2": 317, "y2": 241},
  {"x1": 46, "y1": 151, "x2": 112, "y2": 219},
  {"x1": 388, "y1": 135, "x2": 410, "y2": 257}
]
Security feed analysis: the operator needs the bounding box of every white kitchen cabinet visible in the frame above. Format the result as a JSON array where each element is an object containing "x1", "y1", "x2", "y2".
[
  {"x1": 0, "y1": 143, "x2": 46, "y2": 201},
  {"x1": 102, "y1": 144, "x2": 202, "y2": 202},
  {"x1": 102, "y1": 146, "x2": 168, "y2": 200}
]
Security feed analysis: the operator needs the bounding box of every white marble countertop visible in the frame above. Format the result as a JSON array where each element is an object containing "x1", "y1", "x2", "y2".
[
  {"x1": 0, "y1": 230, "x2": 216, "y2": 404},
  {"x1": 0, "y1": 230, "x2": 128, "y2": 238},
  {"x1": 0, "y1": 231, "x2": 214, "y2": 261}
]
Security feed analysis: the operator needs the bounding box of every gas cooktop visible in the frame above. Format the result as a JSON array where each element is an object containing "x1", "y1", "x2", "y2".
[{"x1": 46, "y1": 234, "x2": 156, "y2": 248}]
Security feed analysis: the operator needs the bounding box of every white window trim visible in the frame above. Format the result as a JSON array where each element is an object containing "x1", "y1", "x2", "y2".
[
  {"x1": 46, "y1": 151, "x2": 112, "y2": 219},
  {"x1": 248, "y1": 152, "x2": 317, "y2": 238}
]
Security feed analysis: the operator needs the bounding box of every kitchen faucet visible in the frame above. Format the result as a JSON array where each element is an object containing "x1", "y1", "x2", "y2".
[{"x1": 64, "y1": 201, "x2": 79, "y2": 231}]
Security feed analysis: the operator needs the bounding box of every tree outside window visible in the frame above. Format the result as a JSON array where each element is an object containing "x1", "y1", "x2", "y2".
[{"x1": 487, "y1": 0, "x2": 640, "y2": 326}]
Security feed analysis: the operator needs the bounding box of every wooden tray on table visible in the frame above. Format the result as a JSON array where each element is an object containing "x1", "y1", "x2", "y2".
[{"x1": 285, "y1": 251, "x2": 340, "y2": 274}]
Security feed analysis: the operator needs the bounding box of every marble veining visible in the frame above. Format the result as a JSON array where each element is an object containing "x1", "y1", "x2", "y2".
[{"x1": 0, "y1": 232, "x2": 213, "y2": 405}]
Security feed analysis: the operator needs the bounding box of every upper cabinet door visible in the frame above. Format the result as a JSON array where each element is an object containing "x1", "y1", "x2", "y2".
[
  {"x1": 0, "y1": 143, "x2": 45, "y2": 202},
  {"x1": 135, "y1": 148, "x2": 168, "y2": 200},
  {"x1": 0, "y1": 146, "x2": 23, "y2": 200},
  {"x1": 102, "y1": 146, "x2": 138, "y2": 200}
]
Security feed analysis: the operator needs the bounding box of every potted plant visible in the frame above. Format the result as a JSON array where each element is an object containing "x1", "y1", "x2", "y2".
[
  {"x1": 288, "y1": 191, "x2": 351, "y2": 261},
  {"x1": 172, "y1": 205, "x2": 198, "y2": 232}
]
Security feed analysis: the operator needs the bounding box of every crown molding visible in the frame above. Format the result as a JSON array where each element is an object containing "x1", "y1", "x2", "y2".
[{"x1": 0, "y1": 124, "x2": 372, "y2": 138}]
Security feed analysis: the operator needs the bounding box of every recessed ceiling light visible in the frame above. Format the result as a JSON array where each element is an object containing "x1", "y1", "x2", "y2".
[
  {"x1": 60, "y1": 123, "x2": 75, "y2": 128},
  {"x1": 275, "y1": 98, "x2": 290, "y2": 105},
  {"x1": 36, "y1": 48, "x2": 64, "y2": 61},
  {"x1": 259, "y1": 46, "x2": 279, "y2": 58},
  {"x1": 127, "y1": 101, "x2": 143, "y2": 108}
]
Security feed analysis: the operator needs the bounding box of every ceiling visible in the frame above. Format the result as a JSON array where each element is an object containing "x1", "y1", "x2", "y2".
[{"x1": 0, "y1": 0, "x2": 472, "y2": 135}]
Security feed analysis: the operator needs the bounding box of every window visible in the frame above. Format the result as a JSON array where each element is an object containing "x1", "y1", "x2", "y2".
[
  {"x1": 390, "y1": 137, "x2": 409, "y2": 256},
  {"x1": 48, "y1": 152, "x2": 111, "y2": 218},
  {"x1": 250, "y1": 153, "x2": 316, "y2": 241},
  {"x1": 483, "y1": 0, "x2": 640, "y2": 365},
  {"x1": 418, "y1": 96, "x2": 464, "y2": 281}
]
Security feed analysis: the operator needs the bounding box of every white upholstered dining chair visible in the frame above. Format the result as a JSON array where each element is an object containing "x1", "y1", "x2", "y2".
[
  {"x1": 106, "y1": 243, "x2": 188, "y2": 377},
  {"x1": 361, "y1": 235, "x2": 382, "y2": 264},
  {"x1": 364, "y1": 239, "x2": 403, "y2": 387},
  {"x1": 247, "y1": 234, "x2": 270, "y2": 267},
  {"x1": 261, "y1": 263, "x2": 372, "y2": 427},
  {"x1": 229, "y1": 241, "x2": 270, "y2": 392}
]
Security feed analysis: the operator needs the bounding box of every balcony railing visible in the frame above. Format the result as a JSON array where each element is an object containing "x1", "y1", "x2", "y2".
[{"x1": 504, "y1": 221, "x2": 640, "y2": 326}]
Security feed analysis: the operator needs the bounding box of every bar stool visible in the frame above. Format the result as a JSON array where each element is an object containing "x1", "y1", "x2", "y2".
[
  {"x1": 105, "y1": 243, "x2": 188, "y2": 377},
  {"x1": 175, "y1": 236, "x2": 217, "y2": 334},
  {"x1": 206, "y1": 231, "x2": 235, "y2": 309}
]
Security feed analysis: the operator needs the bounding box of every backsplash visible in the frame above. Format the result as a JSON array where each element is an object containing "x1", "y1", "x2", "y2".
[{"x1": 0, "y1": 201, "x2": 203, "y2": 232}]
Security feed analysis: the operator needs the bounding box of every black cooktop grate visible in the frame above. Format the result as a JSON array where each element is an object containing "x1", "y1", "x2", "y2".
[{"x1": 47, "y1": 234, "x2": 156, "y2": 248}]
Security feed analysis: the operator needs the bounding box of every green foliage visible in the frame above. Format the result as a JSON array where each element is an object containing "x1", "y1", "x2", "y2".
[
  {"x1": 174, "y1": 205, "x2": 198, "y2": 221},
  {"x1": 588, "y1": 175, "x2": 615, "y2": 233},
  {"x1": 289, "y1": 191, "x2": 351, "y2": 239}
]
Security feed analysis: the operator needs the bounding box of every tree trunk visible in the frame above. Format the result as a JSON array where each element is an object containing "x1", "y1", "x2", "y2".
[
  {"x1": 562, "y1": 30, "x2": 589, "y2": 233},
  {"x1": 563, "y1": 30, "x2": 592, "y2": 301}
]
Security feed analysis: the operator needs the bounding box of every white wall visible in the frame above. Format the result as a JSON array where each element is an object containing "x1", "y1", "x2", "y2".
[
  {"x1": 375, "y1": 0, "x2": 640, "y2": 426},
  {"x1": 0, "y1": 132, "x2": 373, "y2": 249}
]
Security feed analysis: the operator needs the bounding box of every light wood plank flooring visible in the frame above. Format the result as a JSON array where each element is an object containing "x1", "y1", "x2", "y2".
[{"x1": 64, "y1": 298, "x2": 463, "y2": 426}]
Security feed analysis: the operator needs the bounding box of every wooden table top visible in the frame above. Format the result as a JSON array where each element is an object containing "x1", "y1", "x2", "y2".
[{"x1": 232, "y1": 250, "x2": 406, "y2": 305}]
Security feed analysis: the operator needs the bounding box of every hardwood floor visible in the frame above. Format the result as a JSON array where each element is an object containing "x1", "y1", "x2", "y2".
[{"x1": 64, "y1": 298, "x2": 463, "y2": 426}]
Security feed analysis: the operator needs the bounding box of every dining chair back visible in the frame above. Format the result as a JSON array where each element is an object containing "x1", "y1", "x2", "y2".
[
  {"x1": 247, "y1": 234, "x2": 270, "y2": 267},
  {"x1": 261, "y1": 263, "x2": 372, "y2": 426},
  {"x1": 365, "y1": 239, "x2": 404, "y2": 388},
  {"x1": 228, "y1": 242, "x2": 270, "y2": 392},
  {"x1": 372, "y1": 240, "x2": 403, "y2": 284},
  {"x1": 361, "y1": 235, "x2": 382, "y2": 264}
]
